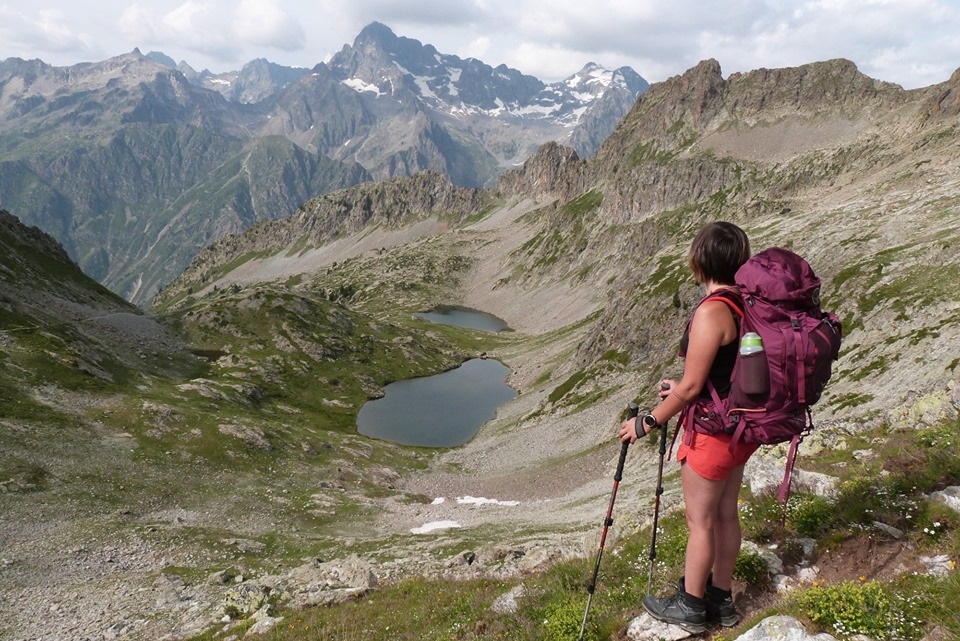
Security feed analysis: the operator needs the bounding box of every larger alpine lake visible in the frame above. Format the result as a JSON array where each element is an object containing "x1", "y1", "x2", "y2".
[{"x1": 356, "y1": 307, "x2": 516, "y2": 447}]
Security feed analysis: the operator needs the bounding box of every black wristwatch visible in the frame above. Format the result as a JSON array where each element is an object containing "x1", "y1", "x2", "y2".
[{"x1": 640, "y1": 413, "x2": 658, "y2": 435}]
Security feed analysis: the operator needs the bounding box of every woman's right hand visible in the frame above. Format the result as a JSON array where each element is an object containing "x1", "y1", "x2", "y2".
[{"x1": 659, "y1": 379, "x2": 677, "y2": 399}]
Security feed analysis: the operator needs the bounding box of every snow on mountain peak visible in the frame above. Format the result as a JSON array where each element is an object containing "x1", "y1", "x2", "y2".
[{"x1": 326, "y1": 22, "x2": 649, "y2": 157}]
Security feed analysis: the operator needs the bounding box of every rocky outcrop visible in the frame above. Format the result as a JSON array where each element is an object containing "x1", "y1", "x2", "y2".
[
  {"x1": 926, "y1": 66, "x2": 960, "y2": 119},
  {"x1": 495, "y1": 141, "x2": 587, "y2": 202},
  {"x1": 0, "y1": 210, "x2": 77, "y2": 279},
  {"x1": 154, "y1": 170, "x2": 487, "y2": 305},
  {"x1": 722, "y1": 58, "x2": 906, "y2": 120}
]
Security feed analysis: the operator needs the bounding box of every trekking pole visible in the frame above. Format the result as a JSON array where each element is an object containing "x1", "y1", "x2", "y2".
[
  {"x1": 577, "y1": 402, "x2": 638, "y2": 641},
  {"x1": 646, "y1": 414, "x2": 669, "y2": 595}
]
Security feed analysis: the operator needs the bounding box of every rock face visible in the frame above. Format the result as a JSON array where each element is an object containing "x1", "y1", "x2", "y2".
[
  {"x1": 495, "y1": 141, "x2": 587, "y2": 202},
  {"x1": 926, "y1": 67, "x2": 960, "y2": 118}
]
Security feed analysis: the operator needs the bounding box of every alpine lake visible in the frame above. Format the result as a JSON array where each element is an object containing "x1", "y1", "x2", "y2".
[{"x1": 356, "y1": 306, "x2": 516, "y2": 447}]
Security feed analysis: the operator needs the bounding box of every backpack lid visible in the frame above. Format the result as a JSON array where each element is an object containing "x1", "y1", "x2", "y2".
[{"x1": 736, "y1": 247, "x2": 822, "y2": 308}]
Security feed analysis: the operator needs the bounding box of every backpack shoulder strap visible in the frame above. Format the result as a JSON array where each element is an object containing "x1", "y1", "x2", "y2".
[
  {"x1": 702, "y1": 289, "x2": 746, "y2": 453},
  {"x1": 703, "y1": 289, "x2": 745, "y2": 319}
]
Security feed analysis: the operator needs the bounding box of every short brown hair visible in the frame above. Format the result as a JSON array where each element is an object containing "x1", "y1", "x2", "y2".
[{"x1": 688, "y1": 222, "x2": 751, "y2": 285}]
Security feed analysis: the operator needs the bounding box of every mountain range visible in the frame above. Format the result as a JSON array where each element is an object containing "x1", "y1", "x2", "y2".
[
  {"x1": 1, "y1": 53, "x2": 960, "y2": 639},
  {"x1": 0, "y1": 21, "x2": 647, "y2": 305}
]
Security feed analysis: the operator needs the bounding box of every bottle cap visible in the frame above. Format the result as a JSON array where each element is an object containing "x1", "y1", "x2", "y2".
[{"x1": 741, "y1": 332, "x2": 762, "y2": 348}]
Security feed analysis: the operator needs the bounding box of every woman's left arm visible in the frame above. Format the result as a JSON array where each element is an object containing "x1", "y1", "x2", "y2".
[{"x1": 618, "y1": 300, "x2": 734, "y2": 442}]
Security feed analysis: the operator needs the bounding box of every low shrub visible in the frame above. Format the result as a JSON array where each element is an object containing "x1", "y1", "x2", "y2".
[
  {"x1": 793, "y1": 579, "x2": 924, "y2": 641},
  {"x1": 786, "y1": 494, "x2": 837, "y2": 538},
  {"x1": 734, "y1": 548, "x2": 769, "y2": 585}
]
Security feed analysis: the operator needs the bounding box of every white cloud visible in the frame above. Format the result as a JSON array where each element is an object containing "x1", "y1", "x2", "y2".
[
  {"x1": 164, "y1": 2, "x2": 232, "y2": 53},
  {"x1": 35, "y1": 9, "x2": 95, "y2": 51},
  {"x1": 692, "y1": 0, "x2": 960, "y2": 88},
  {"x1": 119, "y1": 0, "x2": 308, "y2": 65},
  {"x1": 4, "y1": 0, "x2": 959, "y2": 89},
  {"x1": 233, "y1": 0, "x2": 305, "y2": 51},
  {"x1": 459, "y1": 36, "x2": 490, "y2": 62},
  {"x1": 321, "y1": 0, "x2": 485, "y2": 28},
  {"x1": 118, "y1": 5, "x2": 159, "y2": 43},
  {"x1": 0, "y1": 7, "x2": 97, "y2": 58},
  {"x1": 500, "y1": 42, "x2": 598, "y2": 81},
  {"x1": 119, "y1": 1, "x2": 232, "y2": 57}
]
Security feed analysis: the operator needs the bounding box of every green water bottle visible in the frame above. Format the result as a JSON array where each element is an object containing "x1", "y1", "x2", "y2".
[{"x1": 739, "y1": 332, "x2": 769, "y2": 395}]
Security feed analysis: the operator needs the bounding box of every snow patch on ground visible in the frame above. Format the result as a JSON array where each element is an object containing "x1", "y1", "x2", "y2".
[
  {"x1": 411, "y1": 520, "x2": 462, "y2": 534},
  {"x1": 456, "y1": 496, "x2": 520, "y2": 506},
  {"x1": 412, "y1": 496, "x2": 520, "y2": 533},
  {"x1": 430, "y1": 495, "x2": 521, "y2": 507}
]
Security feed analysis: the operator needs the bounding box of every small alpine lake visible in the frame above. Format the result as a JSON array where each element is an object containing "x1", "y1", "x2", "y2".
[{"x1": 413, "y1": 305, "x2": 510, "y2": 332}]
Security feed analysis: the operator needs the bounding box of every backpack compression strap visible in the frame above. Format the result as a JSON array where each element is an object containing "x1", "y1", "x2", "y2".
[{"x1": 792, "y1": 316, "x2": 808, "y2": 406}]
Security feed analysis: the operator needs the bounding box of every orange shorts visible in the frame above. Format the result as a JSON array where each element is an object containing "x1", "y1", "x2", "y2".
[{"x1": 676, "y1": 430, "x2": 759, "y2": 481}]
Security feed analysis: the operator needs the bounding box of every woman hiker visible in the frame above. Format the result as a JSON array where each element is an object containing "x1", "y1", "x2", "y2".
[{"x1": 618, "y1": 221, "x2": 757, "y2": 633}]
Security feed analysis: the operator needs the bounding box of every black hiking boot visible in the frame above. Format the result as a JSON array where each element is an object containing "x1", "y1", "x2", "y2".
[
  {"x1": 642, "y1": 585, "x2": 707, "y2": 633},
  {"x1": 677, "y1": 576, "x2": 740, "y2": 627},
  {"x1": 705, "y1": 581, "x2": 739, "y2": 627}
]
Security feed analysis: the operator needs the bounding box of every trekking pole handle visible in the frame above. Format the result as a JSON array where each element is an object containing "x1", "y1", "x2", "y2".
[{"x1": 615, "y1": 403, "x2": 639, "y2": 482}]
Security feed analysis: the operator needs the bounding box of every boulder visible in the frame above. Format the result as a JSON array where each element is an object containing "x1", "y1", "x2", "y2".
[{"x1": 734, "y1": 615, "x2": 838, "y2": 640}]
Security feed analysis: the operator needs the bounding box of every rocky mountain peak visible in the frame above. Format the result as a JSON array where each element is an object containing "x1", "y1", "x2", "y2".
[
  {"x1": 723, "y1": 58, "x2": 904, "y2": 119},
  {"x1": 600, "y1": 56, "x2": 914, "y2": 163},
  {"x1": 563, "y1": 62, "x2": 648, "y2": 99},
  {"x1": 329, "y1": 21, "x2": 645, "y2": 123},
  {"x1": 496, "y1": 141, "x2": 584, "y2": 201},
  {"x1": 145, "y1": 51, "x2": 177, "y2": 69},
  {"x1": 354, "y1": 21, "x2": 398, "y2": 46}
]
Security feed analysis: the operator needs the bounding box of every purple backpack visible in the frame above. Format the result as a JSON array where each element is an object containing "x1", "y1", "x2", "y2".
[{"x1": 682, "y1": 247, "x2": 842, "y2": 501}]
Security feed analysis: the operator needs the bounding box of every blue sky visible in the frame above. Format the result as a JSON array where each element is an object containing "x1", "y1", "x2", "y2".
[{"x1": 2, "y1": 0, "x2": 959, "y2": 89}]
